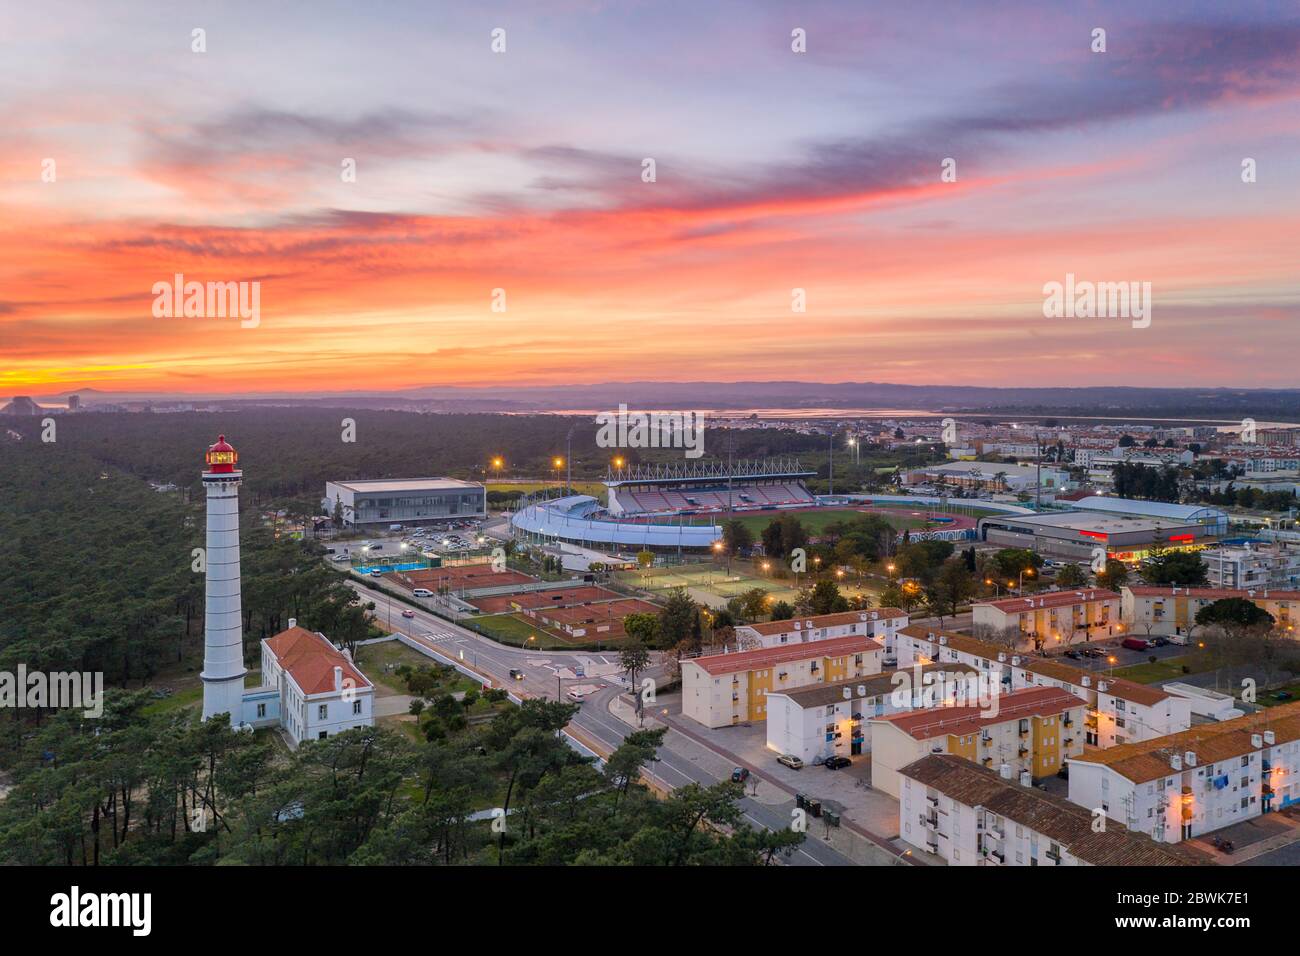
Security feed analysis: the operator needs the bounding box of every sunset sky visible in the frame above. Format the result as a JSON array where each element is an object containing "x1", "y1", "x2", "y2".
[{"x1": 2, "y1": 0, "x2": 1298, "y2": 396}]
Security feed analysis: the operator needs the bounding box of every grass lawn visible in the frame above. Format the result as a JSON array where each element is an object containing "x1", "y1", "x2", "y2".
[
  {"x1": 1111, "y1": 656, "x2": 1207, "y2": 684},
  {"x1": 141, "y1": 684, "x2": 203, "y2": 716},
  {"x1": 726, "y1": 508, "x2": 928, "y2": 536},
  {"x1": 1256, "y1": 681, "x2": 1300, "y2": 707},
  {"x1": 467, "y1": 613, "x2": 575, "y2": 648},
  {"x1": 354, "y1": 641, "x2": 474, "y2": 694}
]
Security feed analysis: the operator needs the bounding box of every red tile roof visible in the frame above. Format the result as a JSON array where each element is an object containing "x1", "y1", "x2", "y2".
[
  {"x1": 687, "y1": 635, "x2": 881, "y2": 676},
  {"x1": 871, "y1": 686, "x2": 1085, "y2": 740},
  {"x1": 1127, "y1": 585, "x2": 1300, "y2": 602},
  {"x1": 743, "y1": 608, "x2": 906, "y2": 635},
  {"x1": 978, "y1": 589, "x2": 1121, "y2": 614},
  {"x1": 265, "y1": 626, "x2": 372, "y2": 696}
]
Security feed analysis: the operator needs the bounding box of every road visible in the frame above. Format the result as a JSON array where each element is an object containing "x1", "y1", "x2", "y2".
[
  {"x1": 570, "y1": 684, "x2": 858, "y2": 867},
  {"x1": 346, "y1": 580, "x2": 632, "y2": 699},
  {"x1": 349, "y1": 579, "x2": 858, "y2": 865}
]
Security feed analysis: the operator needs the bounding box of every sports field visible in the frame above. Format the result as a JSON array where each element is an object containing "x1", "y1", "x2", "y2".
[
  {"x1": 613, "y1": 564, "x2": 802, "y2": 605},
  {"x1": 725, "y1": 505, "x2": 981, "y2": 536}
]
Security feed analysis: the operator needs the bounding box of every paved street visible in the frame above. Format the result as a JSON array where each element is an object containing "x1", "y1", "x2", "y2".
[{"x1": 570, "y1": 684, "x2": 865, "y2": 867}]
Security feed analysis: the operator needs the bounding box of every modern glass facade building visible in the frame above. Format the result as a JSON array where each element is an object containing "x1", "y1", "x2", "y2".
[{"x1": 324, "y1": 478, "x2": 486, "y2": 526}]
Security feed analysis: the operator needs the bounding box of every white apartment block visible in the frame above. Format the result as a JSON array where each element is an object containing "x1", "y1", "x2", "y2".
[
  {"x1": 899, "y1": 754, "x2": 1201, "y2": 866},
  {"x1": 897, "y1": 625, "x2": 1191, "y2": 748},
  {"x1": 1201, "y1": 544, "x2": 1300, "y2": 591},
  {"x1": 1013, "y1": 657, "x2": 1191, "y2": 748},
  {"x1": 734, "y1": 608, "x2": 908, "y2": 655},
  {"x1": 1068, "y1": 702, "x2": 1300, "y2": 843},
  {"x1": 764, "y1": 663, "x2": 977, "y2": 765}
]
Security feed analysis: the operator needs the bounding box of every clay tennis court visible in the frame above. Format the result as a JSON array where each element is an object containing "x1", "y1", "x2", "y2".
[
  {"x1": 526, "y1": 598, "x2": 660, "y2": 640},
  {"x1": 387, "y1": 564, "x2": 536, "y2": 592},
  {"x1": 470, "y1": 585, "x2": 617, "y2": 614}
]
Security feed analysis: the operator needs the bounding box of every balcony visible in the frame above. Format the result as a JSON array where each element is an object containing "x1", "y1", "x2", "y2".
[
  {"x1": 1018, "y1": 746, "x2": 1029, "y2": 758},
  {"x1": 926, "y1": 795, "x2": 940, "y2": 809},
  {"x1": 1045, "y1": 849, "x2": 1062, "y2": 865},
  {"x1": 1062, "y1": 716, "x2": 1073, "y2": 728},
  {"x1": 984, "y1": 848, "x2": 1005, "y2": 865}
]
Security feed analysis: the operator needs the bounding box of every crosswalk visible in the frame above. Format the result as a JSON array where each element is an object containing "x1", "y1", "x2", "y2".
[{"x1": 416, "y1": 630, "x2": 458, "y2": 645}]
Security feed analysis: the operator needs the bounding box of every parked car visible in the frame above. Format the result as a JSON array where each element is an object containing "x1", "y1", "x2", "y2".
[
  {"x1": 1152, "y1": 636, "x2": 1171, "y2": 647},
  {"x1": 401, "y1": 609, "x2": 415, "y2": 619},
  {"x1": 1064, "y1": 650, "x2": 1082, "y2": 660},
  {"x1": 730, "y1": 767, "x2": 750, "y2": 783},
  {"x1": 777, "y1": 754, "x2": 804, "y2": 770},
  {"x1": 1122, "y1": 637, "x2": 1152, "y2": 651},
  {"x1": 823, "y1": 756, "x2": 852, "y2": 770}
]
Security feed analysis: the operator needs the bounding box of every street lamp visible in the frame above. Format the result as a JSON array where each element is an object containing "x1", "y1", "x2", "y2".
[{"x1": 1018, "y1": 567, "x2": 1035, "y2": 595}]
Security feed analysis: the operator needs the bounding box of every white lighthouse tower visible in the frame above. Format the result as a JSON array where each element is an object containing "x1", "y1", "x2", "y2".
[{"x1": 201, "y1": 434, "x2": 247, "y2": 724}]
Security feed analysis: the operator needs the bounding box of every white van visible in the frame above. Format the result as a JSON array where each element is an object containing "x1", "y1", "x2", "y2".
[{"x1": 412, "y1": 588, "x2": 434, "y2": 598}]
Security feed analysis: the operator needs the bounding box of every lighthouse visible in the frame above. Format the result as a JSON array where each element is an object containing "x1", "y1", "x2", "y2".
[{"x1": 201, "y1": 434, "x2": 247, "y2": 724}]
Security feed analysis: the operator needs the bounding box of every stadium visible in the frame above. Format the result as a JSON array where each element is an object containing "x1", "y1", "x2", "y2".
[{"x1": 510, "y1": 457, "x2": 817, "y2": 555}]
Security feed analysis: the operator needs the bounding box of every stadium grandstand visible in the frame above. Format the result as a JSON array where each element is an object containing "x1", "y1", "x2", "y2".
[
  {"x1": 606, "y1": 458, "x2": 816, "y2": 516},
  {"x1": 510, "y1": 457, "x2": 819, "y2": 555}
]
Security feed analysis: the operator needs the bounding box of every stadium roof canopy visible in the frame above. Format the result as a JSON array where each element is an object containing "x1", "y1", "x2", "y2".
[
  {"x1": 605, "y1": 457, "x2": 814, "y2": 487},
  {"x1": 1068, "y1": 495, "x2": 1227, "y2": 523},
  {"x1": 511, "y1": 495, "x2": 720, "y2": 548}
]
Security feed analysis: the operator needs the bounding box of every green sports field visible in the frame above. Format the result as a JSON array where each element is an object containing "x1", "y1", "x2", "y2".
[
  {"x1": 614, "y1": 563, "x2": 802, "y2": 605},
  {"x1": 726, "y1": 507, "x2": 931, "y2": 536}
]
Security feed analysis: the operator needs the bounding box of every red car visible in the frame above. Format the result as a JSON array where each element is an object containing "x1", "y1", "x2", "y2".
[{"x1": 1121, "y1": 637, "x2": 1152, "y2": 651}]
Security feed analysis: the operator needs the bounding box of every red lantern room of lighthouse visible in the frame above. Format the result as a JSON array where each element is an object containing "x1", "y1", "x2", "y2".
[{"x1": 203, "y1": 434, "x2": 241, "y2": 479}]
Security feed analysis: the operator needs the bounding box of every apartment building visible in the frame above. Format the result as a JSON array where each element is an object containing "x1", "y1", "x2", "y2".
[
  {"x1": 1013, "y1": 657, "x2": 1192, "y2": 748},
  {"x1": 1122, "y1": 585, "x2": 1300, "y2": 641},
  {"x1": 973, "y1": 589, "x2": 1122, "y2": 643},
  {"x1": 897, "y1": 624, "x2": 1192, "y2": 747},
  {"x1": 765, "y1": 663, "x2": 977, "y2": 765},
  {"x1": 1068, "y1": 702, "x2": 1300, "y2": 843},
  {"x1": 734, "y1": 607, "x2": 908, "y2": 655},
  {"x1": 868, "y1": 686, "x2": 1087, "y2": 798},
  {"x1": 1202, "y1": 543, "x2": 1300, "y2": 590},
  {"x1": 680, "y1": 636, "x2": 882, "y2": 729},
  {"x1": 899, "y1": 754, "x2": 1203, "y2": 866}
]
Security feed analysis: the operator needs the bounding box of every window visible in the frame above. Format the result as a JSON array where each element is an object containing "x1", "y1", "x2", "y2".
[
  {"x1": 318, "y1": 731, "x2": 328, "y2": 740},
  {"x1": 353, "y1": 700, "x2": 362, "y2": 715},
  {"x1": 318, "y1": 704, "x2": 328, "y2": 720},
  {"x1": 256, "y1": 703, "x2": 266, "y2": 718}
]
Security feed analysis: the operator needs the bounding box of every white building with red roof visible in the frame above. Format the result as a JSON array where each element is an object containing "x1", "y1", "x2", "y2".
[{"x1": 253, "y1": 619, "x2": 374, "y2": 747}]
